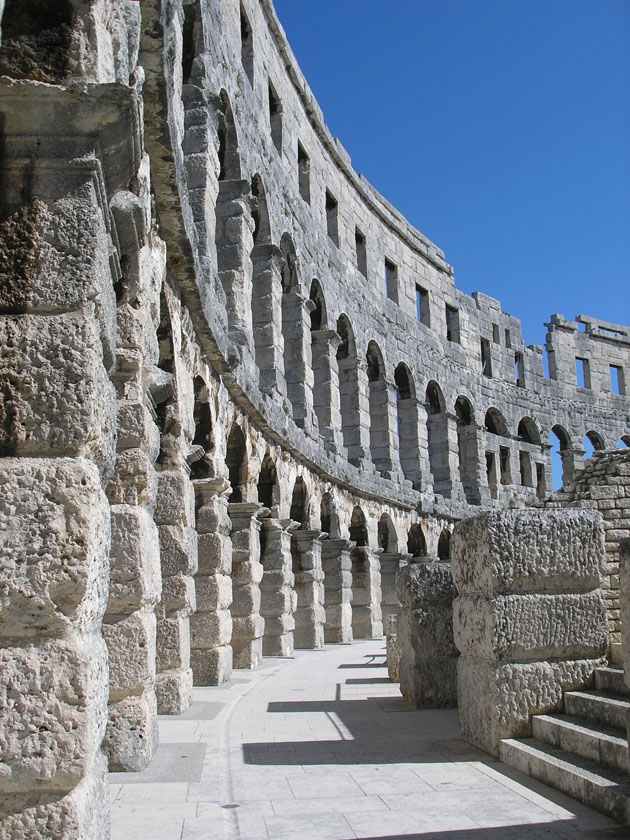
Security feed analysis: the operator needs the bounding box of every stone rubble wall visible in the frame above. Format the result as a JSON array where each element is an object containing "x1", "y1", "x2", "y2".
[{"x1": 452, "y1": 509, "x2": 609, "y2": 756}]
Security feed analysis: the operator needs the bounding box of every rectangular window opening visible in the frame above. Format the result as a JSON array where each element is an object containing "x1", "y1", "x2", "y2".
[
  {"x1": 492, "y1": 323, "x2": 500, "y2": 344},
  {"x1": 486, "y1": 451, "x2": 498, "y2": 499},
  {"x1": 240, "y1": 5, "x2": 254, "y2": 84},
  {"x1": 297, "y1": 142, "x2": 310, "y2": 204},
  {"x1": 385, "y1": 258, "x2": 398, "y2": 302},
  {"x1": 515, "y1": 352, "x2": 525, "y2": 388},
  {"x1": 416, "y1": 285, "x2": 430, "y2": 326},
  {"x1": 519, "y1": 450, "x2": 533, "y2": 487},
  {"x1": 325, "y1": 190, "x2": 339, "y2": 246},
  {"x1": 499, "y1": 446, "x2": 511, "y2": 485},
  {"x1": 446, "y1": 305, "x2": 460, "y2": 343},
  {"x1": 268, "y1": 80, "x2": 282, "y2": 154},
  {"x1": 355, "y1": 228, "x2": 367, "y2": 278},
  {"x1": 610, "y1": 365, "x2": 625, "y2": 395},
  {"x1": 536, "y1": 462, "x2": 546, "y2": 498},
  {"x1": 575, "y1": 357, "x2": 591, "y2": 389},
  {"x1": 481, "y1": 337, "x2": 492, "y2": 378}
]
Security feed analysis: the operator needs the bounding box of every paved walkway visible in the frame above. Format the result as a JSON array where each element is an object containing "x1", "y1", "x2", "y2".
[{"x1": 110, "y1": 640, "x2": 626, "y2": 840}]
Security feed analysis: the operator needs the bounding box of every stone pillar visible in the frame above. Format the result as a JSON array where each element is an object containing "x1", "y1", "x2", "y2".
[
  {"x1": 191, "y1": 479, "x2": 233, "y2": 685},
  {"x1": 339, "y1": 355, "x2": 371, "y2": 466},
  {"x1": 154, "y1": 470, "x2": 197, "y2": 714},
  {"x1": 311, "y1": 329, "x2": 343, "y2": 453},
  {"x1": 452, "y1": 509, "x2": 609, "y2": 756},
  {"x1": 252, "y1": 244, "x2": 286, "y2": 397},
  {"x1": 368, "y1": 378, "x2": 396, "y2": 477},
  {"x1": 283, "y1": 289, "x2": 317, "y2": 434},
  {"x1": 397, "y1": 562, "x2": 458, "y2": 707},
  {"x1": 562, "y1": 446, "x2": 586, "y2": 486},
  {"x1": 322, "y1": 539, "x2": 354, "y2": 644},
  {"x1": 380, "y1": 551, "x2": 411, "y2": 627},
  {"x1": 260, "y1": 518, "x2": 298, "y2": 657},
  {"x1": 351, "y1": 547, "x2": 384, "y2": 639},
  {"x1": 229, "y1": 502, "x2": 266, "y2": 669},
  {"x1": 292, "y1": 529, "x2": 326, "y2": 649},
  {"x1": 396, "y1": 396, "x2": 423, "y2": 489}
]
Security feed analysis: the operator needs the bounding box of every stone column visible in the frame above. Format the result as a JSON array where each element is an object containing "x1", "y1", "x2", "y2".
[
  {"x1": 311, "y1": 328, "x2": 343, "y2": 453},
  {"x1": 452, "y1": 509, "x2": 609, "y2": 756},
  {"x1": 292, "y1": 529, "x2": 326, "y2": 649},
  {"x1": 321, "y1": 538, "x2": 354, "y2": 643},
  {"x1": 154, "y1": 470, "x2": 197, "y2": 714},
  {"x1": 190, "y1": 478, "x2": 233, "y2": 685},
  {"x1": 251, "y1": 244, "x2": 286, "y2": 397},
  {"x1": 260, "y1": 518, "x2": 298, "y2": 657},
  {"x1": 380, "y1": 551, "x2": 411, "y2": 626},
  {"x1": 396, "y1": 396, "x2": 423, "y2": 489},
  {"x1": 351, "y1": 547, "x2": 384, "y2": 639},
  {"x1": 396, "y1": 562, "x2": 458, "y2": 707},
  {"x1": 229, "y1": 501, "x2": 266, "y2": 669},
  {"x1": 283, "y1": 289, "x2": 317, "y2": 435},
  {"x1": 368, "y1": 377, "x2": 397, "y2": 477},
  {"x1": 562, "y1": 446, "x2": 586, "y2": 487},
  {"x1": 339, "y1": 354, "x2": 371, "y2": 466}
]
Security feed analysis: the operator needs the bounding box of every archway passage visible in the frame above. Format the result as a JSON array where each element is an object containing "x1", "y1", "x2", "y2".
[
  {"x1": 437, "y1": 529, "x2": 451, "y2": 560},
  {"x1": 407, "y1": 524, "x2": 427, "y2": 559},
  {"x1": 349, "y1": 507, "x2": 382, "y2": 639},
  {"x1": 226, "y1": 424, "x2": 248, "y2": 503},
  {"x1": 366, "y1": 341, "x2": 393, "y2": 473},
  {"x1": 336, "y1": 315, "x2": 362, "y2": 462},
  {"x1": 190, "y1": 377, "x2": 214, "y2": 480},
  {"x1": 257, "y1": 454, "x2": 277, "y2": 508},
  {"x1": 584, "y1": 431, "x2": 605, "y2": 461},
  {"x1": 550, "y1": 425, "x2": 572, "y2": 490},
  {"x1": 455, "y1": 396, "x2": 479, "y2": 503},
  {"x1": 426, "y1": 381, "x2": 450, "y2": 496},
  {"x1": 394, "y1": 363, "x2": 421, "y2": 487}
]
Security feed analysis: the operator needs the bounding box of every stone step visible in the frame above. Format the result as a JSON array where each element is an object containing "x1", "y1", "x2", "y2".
[
  {"x1": 499, "y1": 737, "x2": 630, "y2": 825},
  {"x1": 564, "y1": 690, "x2": 630, "y2": 731},
  {"x1": 532, "y1": 713, "x2": 628, "y2": 774},
  {"x1": 595, "y1": 667, "x2": 630, "y2": 697}
]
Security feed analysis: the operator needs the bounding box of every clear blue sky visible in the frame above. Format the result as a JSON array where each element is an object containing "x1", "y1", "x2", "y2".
[{"x1": 273, "y1": 0, "x2": 629, "y2": 348}]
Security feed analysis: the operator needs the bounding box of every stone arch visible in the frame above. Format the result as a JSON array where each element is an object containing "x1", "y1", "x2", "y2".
[
  {"x1": 0, "y1": 0, "x2": 74, "y2": 83},
  {"x1": 349, "y1": 506, "x2": 368, "y2": 547},
  {"x1": 257, "y1": 453, "x2": 277, "y2": 509},
  {"x1": 190, "y1": 375, "x2": 214, "y2": 479},
  {"x1": 250, "y1": 173, "x2": 272, "y2": 246},
  {"x1": 378, "y1": 513, "x2": 398, "y2": 554},
  {"x1": 225, "y1": 424, "x2": 248, "y2": 503},
  {"x1": 550, "y1": 424, "x2": 573, "y2": 489},
  {"x1": 310, "y1": 280, "x2": 336, "y2": 443},
  {"x1": 518, "y1": 416, "x2": 541, "y2": 445},
  {"x1": 455, "y1": 395, "x2": 479, "y2": 503},
  {"x1": 407, "y1": 523, "x2": 427, "y2": 558},
  {"x1": 336, "y1": 314, "x2": 362, "y2": 460},
  {"x1": 289, "y1": 476, "x2": 308, "y2": 527},
  {"x1": 394, "y1": 363, "x2": 421, "y2": 487},
  {"x1": 619, "y1": 435, "x2": 630, "y2": 449},
  {"x1": 437, "y1": 528, "x2": 451, "y2": 560},
  {"x1": 584, "y1": 430, "x2": 605, "y2": 460},
  {"x1": 485, "y1": 407, "x2": 508, "y2": 437},
  {"x1": 425, "y1": 380, "x2": 450, "y2": 496},
  {"x1": 309, "y1": 279, "x2": 327, "y2": 331},
  {"x1": 320, "y1": 492, "x2": 339, "y2": 538},
  {"x1": 366, "y1": 340, "x2": 393, "y2": 473}
]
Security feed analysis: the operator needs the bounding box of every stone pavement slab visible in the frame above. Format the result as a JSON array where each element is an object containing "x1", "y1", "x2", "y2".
[{"x1": 110, "y1": 639, "x2": 626, "y2": 839}]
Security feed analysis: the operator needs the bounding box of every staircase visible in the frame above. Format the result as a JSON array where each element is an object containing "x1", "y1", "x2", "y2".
[{"x1": 499, "y1": 667, "x2": 630, "y2": 825}]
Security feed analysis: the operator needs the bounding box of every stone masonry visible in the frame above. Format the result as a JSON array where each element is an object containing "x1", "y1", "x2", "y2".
[{"x1": 0, "y1": 0, "x2": 628, "y2": 835}]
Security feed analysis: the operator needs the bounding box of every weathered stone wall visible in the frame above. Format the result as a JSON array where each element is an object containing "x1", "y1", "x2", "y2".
[
  {"x1": 452, "y1": 509, "x2": 609, "y2": 756},
  {"x1": 550, "y1": 448, "x2": 630, "y2": 655}
]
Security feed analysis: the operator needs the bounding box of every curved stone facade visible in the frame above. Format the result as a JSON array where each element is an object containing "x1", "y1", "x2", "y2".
[{"x1": 0, "y1": 0, "x2": 628, "y2": 835}]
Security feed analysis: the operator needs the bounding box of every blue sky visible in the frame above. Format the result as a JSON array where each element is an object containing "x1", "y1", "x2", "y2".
[{"x1": 273, "y1": 0, "x2": 629, "y2": 349}]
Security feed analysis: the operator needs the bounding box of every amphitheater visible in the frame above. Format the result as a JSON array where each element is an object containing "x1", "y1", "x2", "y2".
[{"x1": 1, "y1": 1, "x2": 629, "y2": 838}]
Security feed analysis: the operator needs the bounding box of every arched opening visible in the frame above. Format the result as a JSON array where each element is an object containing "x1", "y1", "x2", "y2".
[
  {"x1": 226, "y1": 424, "x2": 248, "y2": 503},
  {"x1": 619, "y1": 436, "x2": 630, "y2": 449},
  {"x1": 378, "y1": 514, "x2": 398, "y2": 554},
  {"x1": 190, "y1": 376, "x2": 214, "y2": 480},
  {"x1": 155, "y1": 291, "x2": 178, "y2": 469},
  {"x1": 309, "y1": 279, "x2": 332, "y2": 439},
  {"x1": 309, "y1": 279, "x2": 326, "y2": 332},
  {"x1": 0, "y1": 0, "x2": 73, "y2": 83},
  {"x1": 394, "y1": 363, "x2": 420, "y2": 486},
  {"x1": 280, "y1": 233, "x2": 309, "y2": 420},
  {"x1": 407, "y1": 524, "x2": 427, "y2": 559},
  {"x1": 181, "y1": 3, "x2": 202, "y2": 85},
  {"x1": 485, "y1": 408, "x2": 508, "y2": 437},
  {"x1": 366, "y1": 341, "x2": 392, "y2": 472},
  {"x1": 425, "y1": 381, "x2": 450, "y2": 496},
  {"x1": 455, "y1": 396, "x2": 479, "y2": 503},
  {"x1": 518, "y1": 417, "x2": 541, "y2": 446},
  {"x1": 257, "y1": 454, "x2": 276, "y2": 509},
  {"x1": 336, "y1": 315, "x2": 361, "y2": 460},
  {"x1": 289, "y1": 477, "x2": 308, "y2": 528},
  {"x1": 437, "y1": 529, "x2": 451, "y2": 560},
  {"x1": 550, "y1": 425, "x2": 572, "y2": 490},
  {"x1": 320, "y1": 492, "x2": 334, "y2": 537},
  {"x1": 349, "y1": 507, "x2": 368, "y2": 547},
  {"x1": 484, "y1": 407, "x2": 510, "y2": 496},
  {"x1": 584, "y1": 431, "x2": 605, "y2": 461}
]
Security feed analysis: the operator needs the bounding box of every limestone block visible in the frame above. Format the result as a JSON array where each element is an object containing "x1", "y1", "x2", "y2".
[
  {"x1": 103, "y1": 611, "x2": 157, "y2": 701},
  {"x1": 0, "y1": 752, "x2": 109, "y2": 840},
  {"x1": 157, "y1": 614, "x2": 191, "y2": 671},
  {"x1": 156, "y1": 669, "x2": 194, "y2": 716},
  {"x1": 232, "y1": 615, "x2": 265, "y2": 640},
  {"x1": 232, "y1": 559, "x2": 264, "y2": 586},
  {"x1": 0, "y1": 634, "x2": 108, "y2": 793},
  {"x1": 324, "y1": 603, "x2": 353, "y2": 644},
  {"x1": 232, "y1": 584, "x2": 262, "y2": 615},
  {"x1": 0, "y1": 457, "x2": 109, "y2": 638},
  {"x1": 154, "y1": 470, "x2": 195, "y2": 527},
  {"x1": 116, "y1": 401, "x2": 160, "y2": 458},
  {"x1": 161, "y1": 573, "x2": 197, "y2": 613},
  {"x1": 0, "y1": 312, "x2": 116, "y2": 468},
  {"x1": 197, "y1": 532, "x2": 232, "y2": 574},
  {"x1": 232, "y1": 637, "x2": 264, "y2": 670},
  {"x1": 194, "y1": 573, "x2": 232, "y2": 611},
  {"x1": 191, "y1": 645, "x2": 233, "y2": 686},
  {"x1": 263, "y1": 615, "x2": 296, "y2": 636},
  {"x1": 106, "y1": 449, "x2": 158, "y2": 508},
  {"x1": 102, "y1": 691, "x2": 159, "y2": 772},
  {"x1": 451, "y1": 509, "x2": 605, "y2": 594},
  {"x1": 158, "y1": 524, "x2": 198, "y2": 576},
  {"x1": 454, "y1": 592, "x2": 608, "y2": 661},
  {"x1": 457, "y1": 657, "x2": 602, "y2": 756},
  {"x1": 261, "y1": 588, "x2": 294, "y2": 614},
  {"x1": 108, "y1": 505, "x2": 161, "y2": 613},
  {"x1": 190, "y1": 609, "x2": 232, "y2": 649}
]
